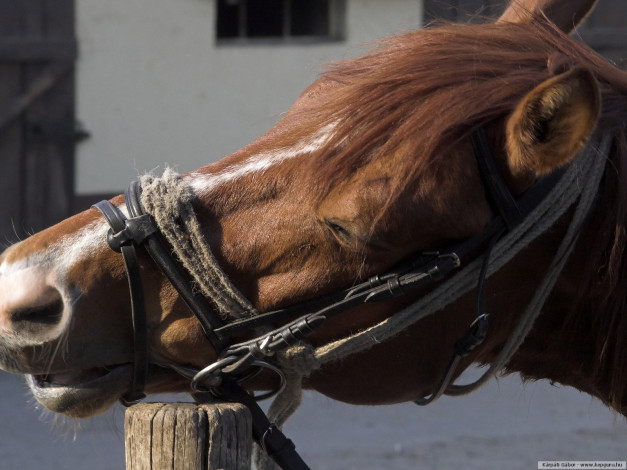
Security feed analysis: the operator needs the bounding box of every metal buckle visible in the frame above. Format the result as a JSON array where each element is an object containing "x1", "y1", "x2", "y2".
[
  {"x1": 453, "y1": 313, "x2": 489, "y2": 357},
  {"x1": 260, "y1": 424, "x2": 279, "y2": 453}
]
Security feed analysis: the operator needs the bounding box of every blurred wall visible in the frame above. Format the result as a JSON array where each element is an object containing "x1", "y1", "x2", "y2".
[{"x1": 75, "y1": 0, "x2": 423, "y2": 194}]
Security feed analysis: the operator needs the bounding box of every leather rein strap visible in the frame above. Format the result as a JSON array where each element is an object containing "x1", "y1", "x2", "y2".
[
  {"x1": 92, "y1": 127, "x2": 564, "y2": 470},
  {"x1": 91, "y1": 198, "x2": 153, "y2": 405}
]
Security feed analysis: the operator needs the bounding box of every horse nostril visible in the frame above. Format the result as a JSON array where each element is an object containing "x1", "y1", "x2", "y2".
[
  {"x1": 10, "y1": 296, "x2": 64, "y2": 326},
  {"x1": 0, "y1": 265, "x2": 67, "y2": 338}
]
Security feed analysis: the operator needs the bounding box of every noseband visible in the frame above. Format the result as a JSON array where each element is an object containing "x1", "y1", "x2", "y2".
[{"x1": 93, "y1": 128, "x2": 575, "y2": 469}]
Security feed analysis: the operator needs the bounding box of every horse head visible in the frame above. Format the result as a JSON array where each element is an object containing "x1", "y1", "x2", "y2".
[{"x1": 1, "y1": 0, "x2": 626, "y2": 422}]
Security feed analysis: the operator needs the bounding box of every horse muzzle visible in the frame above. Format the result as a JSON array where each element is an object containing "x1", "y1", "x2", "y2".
[{"x1": 27, "y1": 364, "x2": 134, "y2": 417}]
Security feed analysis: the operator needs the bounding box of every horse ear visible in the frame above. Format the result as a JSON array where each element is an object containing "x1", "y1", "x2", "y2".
[
  {"x1": 497, "y1": 0, "x2": 598, "y2": 33},
  {"x1": 504, "y1": 66, "x2": 600, "y2": 178}
]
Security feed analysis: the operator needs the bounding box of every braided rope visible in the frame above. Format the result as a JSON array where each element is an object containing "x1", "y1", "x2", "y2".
[{"x1": 140, "y1": 169, "x2": 258, "y2": 319}]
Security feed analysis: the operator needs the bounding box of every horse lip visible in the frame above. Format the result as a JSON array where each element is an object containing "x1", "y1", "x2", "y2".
[{"x1": 27, "y1": 364, "x2": 133, "y2": 417}]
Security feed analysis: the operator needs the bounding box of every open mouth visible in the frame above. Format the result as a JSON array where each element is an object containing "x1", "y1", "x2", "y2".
[
  {"x1": 27, "y1": 364, "x2": 133, "y2": 418},
  {"x1": 33, "y1": 365, "x2": 127, "y2": 388}
]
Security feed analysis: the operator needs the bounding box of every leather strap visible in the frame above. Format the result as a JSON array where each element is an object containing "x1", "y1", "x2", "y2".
[
  {"x1": 124, "y1": 182, "x2": 226, "y2": 349},
  {"x1": 472, "y1": 127, "x2": 523, "y2": 230},
  {"x1": 195, "y1": 378, "x2": 311, "y2": 470},
  {"x1": 415, "y1": 227, "x2": 500, "y2": 406},
  {"x1": 92, "y1": 200, "x2": 149, "y2": 405},
  {"x1": 93, "y1": 186, "x2": 229, "y2": 405}
]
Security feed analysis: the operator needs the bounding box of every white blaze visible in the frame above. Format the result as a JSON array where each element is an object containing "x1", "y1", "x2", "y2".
[{"x1": 187, "y1": 122, "x2": 337, "y2": 195}]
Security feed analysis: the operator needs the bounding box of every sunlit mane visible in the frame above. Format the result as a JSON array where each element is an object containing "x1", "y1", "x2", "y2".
[{"x1": 299, "y1": 20, "x2": 627, "y2": 195}]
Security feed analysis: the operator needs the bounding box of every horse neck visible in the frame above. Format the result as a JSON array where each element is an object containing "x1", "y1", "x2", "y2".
[{"x1": 494, "y1": 132, "x2": 627, "y2": 415}]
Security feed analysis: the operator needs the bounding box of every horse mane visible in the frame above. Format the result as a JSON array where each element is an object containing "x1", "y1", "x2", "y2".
[
  {"x1": 306, "y1": 19, "x2": 627, "y2": 188},
  {"x1": 571, "y1": 132, "x2": 627, "y2": 412},
  {"x1": 288, "y1": 19, "x2": 627, "y2": 410}
]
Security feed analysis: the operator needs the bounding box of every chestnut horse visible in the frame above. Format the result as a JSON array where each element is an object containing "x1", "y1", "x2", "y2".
[{"x1": 0, "y1": 0, "x2": 625, "y2": 465}]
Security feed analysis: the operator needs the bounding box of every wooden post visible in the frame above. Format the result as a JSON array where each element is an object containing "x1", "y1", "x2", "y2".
[{"x1": 125, "y1": 402, "x2": 252, "y2": 470}]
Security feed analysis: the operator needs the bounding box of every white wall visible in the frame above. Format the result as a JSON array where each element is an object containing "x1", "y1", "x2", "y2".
[{"x1": 75, "y1": 0, "x2": 423, "y2": 194}]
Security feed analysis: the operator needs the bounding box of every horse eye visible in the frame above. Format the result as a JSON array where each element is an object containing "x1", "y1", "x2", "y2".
[{"x1": 325, "y1": 219, "x2": 351, "y2": 238}]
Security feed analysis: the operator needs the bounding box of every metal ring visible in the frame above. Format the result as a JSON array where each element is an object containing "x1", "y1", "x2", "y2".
[
  {"x1": 168, "y1": 357, "x2": 286, "y2": 402},
  {"x1": 247, "y1": 360, "x2": 287, "y2": 402},
  {"x1": 191, "y1": 355, "x2": 239, "y2": 391}
]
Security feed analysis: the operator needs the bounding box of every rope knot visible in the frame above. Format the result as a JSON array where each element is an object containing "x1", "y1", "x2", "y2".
[{"x1": 277, "y1": 344, "x2": 321, "y2": 377}]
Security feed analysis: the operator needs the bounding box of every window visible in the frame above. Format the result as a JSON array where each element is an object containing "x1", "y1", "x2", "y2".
[{"x1": 217, "y1": 0, "x2": 346, "y2": 44}]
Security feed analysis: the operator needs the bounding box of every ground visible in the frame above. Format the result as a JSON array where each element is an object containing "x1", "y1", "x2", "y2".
[{"x1": 0, "y1": 367, "x2": 625, "y2": 469}]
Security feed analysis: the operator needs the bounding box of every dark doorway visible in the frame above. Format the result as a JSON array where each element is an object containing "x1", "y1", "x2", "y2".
[{"x1": 0, "y1": 0, "x2": 78, "y2": 245}]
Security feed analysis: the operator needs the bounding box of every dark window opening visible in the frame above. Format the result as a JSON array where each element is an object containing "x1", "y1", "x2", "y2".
[
  {"x1": 247, "y1": 0, "x2": 283, "y2": 37},
  {"x1": 217, "y1": 0, "x2": 239, "y2": 38},
  {"x1": 291, "y1": 0, "x2": 329, "y2": 36},
  {"x1": 217, "y1": 0, "x2": 345, "y2": 44}
]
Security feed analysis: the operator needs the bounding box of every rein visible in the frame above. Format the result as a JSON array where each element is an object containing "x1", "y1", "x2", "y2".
[{"x1": 93, "y1": 129, "x2": 609, "y2": 470}]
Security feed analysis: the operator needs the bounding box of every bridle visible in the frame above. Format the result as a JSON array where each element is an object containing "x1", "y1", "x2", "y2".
[{"x1": 93, "y1": 127, "x2": 571, "y2": 469}]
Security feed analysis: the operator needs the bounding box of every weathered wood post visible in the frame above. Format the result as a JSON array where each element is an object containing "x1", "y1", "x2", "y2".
[{"x1": 125, "y1": 402, "x2": 253, "y2": 470}]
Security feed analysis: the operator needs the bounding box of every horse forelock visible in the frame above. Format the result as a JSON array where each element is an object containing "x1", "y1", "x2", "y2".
[{"x1": 299, "y1": 20, "x2": 627, "y2": 205}]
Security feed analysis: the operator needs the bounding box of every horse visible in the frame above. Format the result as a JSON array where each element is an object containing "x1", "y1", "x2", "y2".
[{"x1": 0, "y1": 0, "x2": 625, "y2": 466}]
